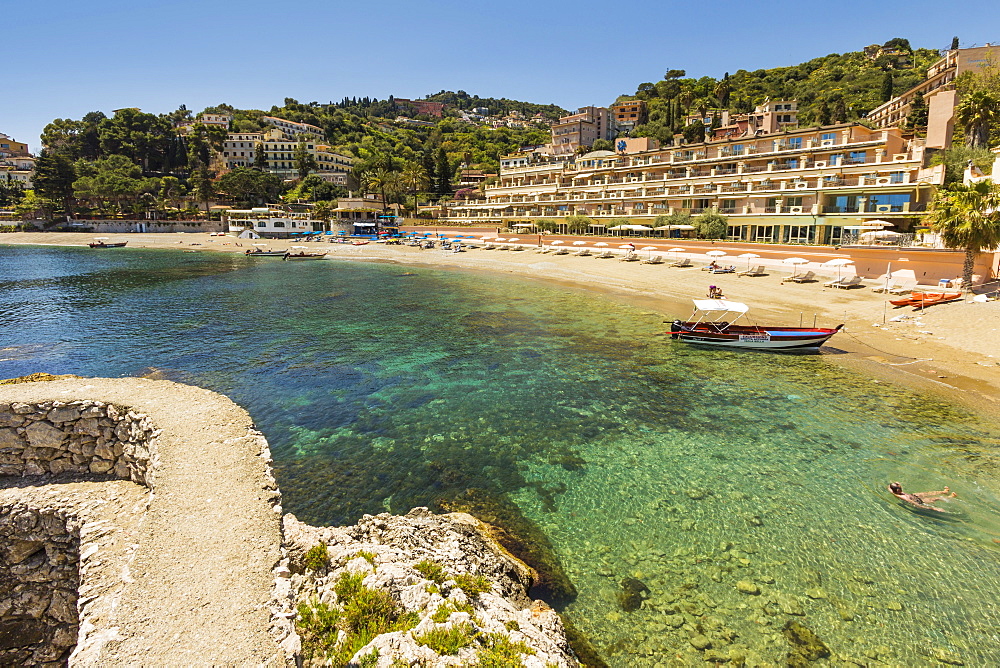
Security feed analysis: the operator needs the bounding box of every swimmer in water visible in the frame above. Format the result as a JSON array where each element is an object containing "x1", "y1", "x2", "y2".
[{"x1": 888, "y1": 482, "x2": 957, "y2": 512}]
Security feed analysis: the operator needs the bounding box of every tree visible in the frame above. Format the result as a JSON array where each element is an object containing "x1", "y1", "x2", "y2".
[
  {"x1": 253, "y1": 143, "x2": 268, "y2": 170},
  {"x1": 72, "y1": 155, "x2": 158, "y2": 215},
  {"x1": 98, "y1": 108, "x2": 174, "y2": 172},
  {"x1": 294, "y1": 140, "x2": 318, "y2": 179},
  {"x1": 14, "y1": 190, "x2": 56, "y2": 222},
  {"x1": 159, "y1": 176, "x2": 187, "y2": 211},
  {"x1": 32, "y1": 150, "x2": 77, "y2": 216},
  {"x1": 694, "y1": 211, "x2": 728, "y2": 239},
  {"x1": 362, "y1": 168, "x2": 399, "y2": 213},
  {"x1": 435, "y1": 148, "x2": 453, "y2": 197},
  {"x1": 215, "y1": 168, "x2": 281, "y2": 206},
  {"x1": 313, "y1": 201, "x2": 335, "y2": 230},
  {"x1": 928, "y1": 179, "x2": 1000, "y2": 288},
  {"x1": 905, "y1": 92, "x2": 928, "y2": 131},
  {"x1": 0, "y1": 176, "x2": 25, "y2": 208},
  {"x1": 190, "y1": 165, "x2": 214, "y2": 219},
  {"x1": 682, "y1": 120, "x2": 705, "y2": 144},
  {"x1": 534, "y1": 219, "x2": 557, "y2": 232},
  {"x1": 564, "y1": 215, "x2": 591, "y2": 234},
  {"x1": 400, "y1": 162, "x2": 429, "y2": 217},
  {"x1": 881, "y1": 72, "x2": 894, "y2": 102},
  {"x1": 591, "y1": 139, "x2": 614, "y2": 152},
  {"x1": 955, "y1": 89, "x2": 999, "y2": 148},
  {"x1": 951, "y1": 36, "x2": 960, "y2": 50},
  {"x1": 929, "y1": 145, "x2": 994, "y2": 185},
  {"x1": 817, "y1": 102, "x2": 832, "y2": 126}
]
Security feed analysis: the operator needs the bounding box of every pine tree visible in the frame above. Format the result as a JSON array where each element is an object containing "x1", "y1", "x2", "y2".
[
  {"x1": 818, "y1": 102, "x2": 832, "y2": 126},
  {"x1": 421, "y1": 149, "x2": 437, "y2": 199},
  {"x1": 32, "y1": 149, "x2": 77, "y2": 216},
  {"x1": 253, "y1": 143, "x2": 268, "y2": 170},
  {"x1": 951, "y1": 36, "x2": 960, "y2": 50}
]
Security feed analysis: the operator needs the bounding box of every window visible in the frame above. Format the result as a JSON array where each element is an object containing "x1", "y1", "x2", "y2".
[
  {"x1": 256, "y1": 222, "x2": 266, "y2": 228},
  {"x1": 890, "y1": 171, "x2": 905, "y2": 183},
  {"x1": 829, "y1": 154, "x2": 842, "y2": 166},
  {"x1": 730, "y1": 144, "x2": 744, "y2": 156},
  {"x1": 867, "y1": 193, "x2": 911, "y2": 212},
  {"x1": 273, "y1": 221, "x2": 286, "y2": 227},
  {"x1": 821, "y1": 133, "x2": 835, "y2": 142},
  {"x1": 847, "y1": 151, "x2": 867, "y2": 165},
  {"x1": 784, "y1": 197, "x2": 803, "y2": 207}
]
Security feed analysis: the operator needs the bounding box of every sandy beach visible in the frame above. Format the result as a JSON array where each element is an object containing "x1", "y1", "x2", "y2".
[{"x1": 4, "y1": 231, "x2": 999, "y2": 409}]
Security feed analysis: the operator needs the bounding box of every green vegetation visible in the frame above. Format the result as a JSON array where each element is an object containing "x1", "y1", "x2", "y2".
[
  {"x1": 431, "y1": 600, "x2": 475, "y2": 623},
  {"x1": 414, "y1": 622, "x2": 477, "y2": 655},
  {"x1": 303, "y1": 543, "x2": 329, "y2": 571},
  {"x1": 504, "y1": 620, "x2": 519, "y2": 631},
  {"x1": 295, "y1": 597, "x2": 340, "y2": 663},
  {"x1": 355, "y1": 550, "x2": 377, "y2": 566},
  {"x1": 358, "y1": 648, "x2": 380, "y2": 668},
  {"x1": 626, "y1": 39, "x2": 942, "y2": 145},
  {"x1": 694, "y1": 211, "x2": 729, "y2": 239},
  {"x1": 414, "y1": 559, "x2": 447, "y2": 584},
  {"x1": 453, "y1": 573, "x2": 493, "y2": 597},
  {"x1": 478, "y1": 632, "x2": 535, "y2": 668},
  {"x1": 334, "y1": 571, "x2": 366, "y2": 602}
]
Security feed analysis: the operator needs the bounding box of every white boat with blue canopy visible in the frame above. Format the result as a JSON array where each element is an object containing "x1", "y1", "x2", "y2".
[{"x1": 670, "y1": 299, "x2": 842, "y2": 351}]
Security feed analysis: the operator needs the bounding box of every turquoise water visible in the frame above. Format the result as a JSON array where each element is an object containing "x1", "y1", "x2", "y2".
[{"x1": 3, "y1": 244, "x2": 1000, "y2": 665}]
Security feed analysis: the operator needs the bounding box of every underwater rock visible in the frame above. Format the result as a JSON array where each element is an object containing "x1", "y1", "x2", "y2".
[
  {"x1": 783, "y1": 620, "x2": 830, "y2": 664},
  {"x1": 805, "y1": 587, "x2": 828, "y2": 600},
  {"x1": 736, "y1": 580, "x2": 760, "y2": 595},
  {"x1": 618, "y1": 577, "x2": 651, "y2": 612},
  {"x1": 685, "y1": 488, "x2": 709, "y2": 500},
  {"x1": 887, "y1": 600, "x2": 904, "y2": 611},
  {"x1": 0, "y1": 372, "x2": 81, "y2": 385},
  {"x1": 831, "y1": 596, "x2": 856, "y2": 621},
  {"x1": 664, "y1": 614, "x2": 684, "y2": 628},
  {"x1": 689, "y1": 634, "x2": 712, "y2": 650},
  {"x1": 931, "y1": 648, "x2": 965, "y2": 665},
  {"x1": 559, "y1": 614, "x2": 610, "y2": 668},
  {"x1": 776, "y1": 594, "x2": 804, "y2": 616}
]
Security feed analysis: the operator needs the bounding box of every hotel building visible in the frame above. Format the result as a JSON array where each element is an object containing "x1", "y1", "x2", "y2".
[
  {"x1": 443, "y1": 123, "x2": 944, "y2": 245},
  {"x1": 551, "y1": 106, "x2": 613, "y2": 155},
  {"x1": 221, "y1": 127, "x2": 353, "y2": 183}
]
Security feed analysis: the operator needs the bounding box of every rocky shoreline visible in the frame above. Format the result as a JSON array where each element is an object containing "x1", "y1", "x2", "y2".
[{"x1": 0, "y1": 377, "x2": 580, "y2": 666}]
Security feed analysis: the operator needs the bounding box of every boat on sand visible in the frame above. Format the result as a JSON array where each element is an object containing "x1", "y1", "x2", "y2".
[
  {"x1": 670, "y1": 299, "x2": 842, "y2": 351},
  {"x1": 88, "y1": 238, "x2": 128, "y2": 248},
  {"x1": 889, "y1": 291, "x2": 962, "y2": 308}
]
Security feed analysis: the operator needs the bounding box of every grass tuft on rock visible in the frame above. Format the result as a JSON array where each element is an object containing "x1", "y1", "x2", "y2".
[
  {"x1": 478, "y1": 632, "x2": 535, "y2": 667},
  {"x1": 303, "y1": 543, "x2": 329, "y2": 571},
  {"x1": 414, "y1": 559, "x2": 447, "y2": 584},
  {"x1": 431, "y1": 600, "x2": 474, "y2": 623},
  {"x1": 295, "y1": 597, "x2": 340, "y2": 662},
  {"x1": 454, "y1": 573, "x2": 493, "y2": 597},
  {"x1": 355, "y1": 549, "x2": 377, "y2": 566},
  {"x1": 415, "y1": 622, "x2": 477, "y2": 655}
]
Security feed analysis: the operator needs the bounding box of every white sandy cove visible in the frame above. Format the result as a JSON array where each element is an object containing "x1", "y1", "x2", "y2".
[{"x1": 3, "y1": 231, "x2": 999, "y2": 409}]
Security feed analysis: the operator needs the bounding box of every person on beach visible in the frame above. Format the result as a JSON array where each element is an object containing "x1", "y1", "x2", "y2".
[
  {"x1": 888, "y1": 482, "x2": 956, "y2": 512},
  {"x1": 708, "y1": 285, "x2": 724, "y2": 299}
]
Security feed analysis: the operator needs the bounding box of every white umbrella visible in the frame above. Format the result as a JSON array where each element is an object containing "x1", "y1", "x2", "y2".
[
  {"x1": 508, "y1": 237, "x2": 520, "y2": 242},
  {"x1": 706, "y1": 250, "x2": 727, "y2": 258},
  {"x1": 572, "y1": 240, "x2": 587, "y2": 246},
  {"x1": 550, "y1": 240, "x2": 565, "y2": 245},
  {"x1": 493, "y1": 237, "x2": 506, "y2": 242},
  {"x1": 480, "y1": 235, "x2": 494, "y2": 240},
  {"x1": 618, "y1": 244, "x2": 635, "y2": 249},
  {"x1": 783, "y1": 257, "x2": 809, "y2": 277},
  {"x1": 737, "y1": 252, "x2": 760, "y2": 271},
  {"x1": 823, "y1": 258, "x2": 855, "y2": 281},
  {"x1": 594, "y1": 242, "x2": 608, "y2": 247},
  {"x1": 641, "y1": 245, "x2": 658, "y2": 258}
]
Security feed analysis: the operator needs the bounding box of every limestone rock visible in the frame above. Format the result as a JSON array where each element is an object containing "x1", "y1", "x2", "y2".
[
  {"x1": 24, "y1": 421, "x2": 66, "y2": 449},
  {"x1": 736, "y1": 580, "x2": 760, "y2": 595}
]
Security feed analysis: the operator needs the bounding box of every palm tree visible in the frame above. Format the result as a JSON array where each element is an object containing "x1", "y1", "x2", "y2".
[
  {"x1": 955, "y1": 90, "x2": 1000, "y2": 148},
  {"x1": 928, "y1": 179, "x2": 1000, "y2": 288},
  {"x1": 362, "y1": 168, "x2": 399, "y2": 214},
  {"x1": 400, "y1": 162, "x2": 429, "y2": 218},
  {"x1": 313, "y1": 201, "x2": 334, "y2": 231}
]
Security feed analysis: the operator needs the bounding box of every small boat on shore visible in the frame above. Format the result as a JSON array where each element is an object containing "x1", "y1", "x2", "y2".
[
  {"x1": 245, "y1": 248, "x2": 288, "y2": 257},
  {"x1": 670, "y1": 299, "x2": 842, "y2": 351},
  {"x1": 283, "y1": 250, "x2": 329, "y2": 260},
  {"x1": 889, "y1": 291, "x2": 962, "y2": 308},
  {"x1": 88, "y1": 238, "x2": 128, "y2": 249}
]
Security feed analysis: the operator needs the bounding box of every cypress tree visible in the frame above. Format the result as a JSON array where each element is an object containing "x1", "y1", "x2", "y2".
[
  {"x1": 951, "y1": 36, "x2": 959, "y2": 50},
  {"x1": 881, "y1": 72, "x2": 894, "y2": 102}
]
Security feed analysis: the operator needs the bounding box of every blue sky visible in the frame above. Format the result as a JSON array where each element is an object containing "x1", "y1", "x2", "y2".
[{"x1": 7, "y1": 0, "x2": 999, "y2": 152}]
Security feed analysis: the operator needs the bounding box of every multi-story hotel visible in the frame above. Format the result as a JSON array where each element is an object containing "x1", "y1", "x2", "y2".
[
  {"x1": 261, "y1": 116, "x2": 324, "y2": 139},
  {"x1": 221, "y1": 127, "x2": 353, "y2": 183},
  {"x1": 550, "y1": 106, "x2": 613, "y2": 155},
  {"x1": 443, "y1": 123, "x2": 944, "y2": 245},
  {"x1": 0, "y1": 134, "x2": 34, "y2": 188},
  {"x1": 610, "y1": 100, "x2": 648, "y2": 133}
]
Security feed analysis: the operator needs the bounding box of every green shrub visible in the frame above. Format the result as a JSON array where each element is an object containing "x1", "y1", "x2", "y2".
[
  {"x1": 415, "y1": 622, "x2": 477, "y2": 655},
  {"x1": 303, "y1": 543, "x2": 329, "y2": 571},
  {"x1": 295, "y1": 598, "x2": 340, "y2": 662},
  {"x1": 453, "y1": 573, "x2": 492, "y2": 597},
  {"x1": 504, "y1": 620, "x2": 519, "y2": 631},
  {"x1": 358, "y1": 648, "x2": 380, "y2": 668},
  {"x1": 478, "y1": 632, "x2": 535, "y2": 667},
  {"x1": 414, "y1": 559, "x2": 447, "y2": 584},
  {"x1": 356, "y1": 549, "x2": 377, "y2": 566},
  {"x1": 334, "y1": 571, "x2": 365, "y2": 602},
  {"x1": 431, "y1": 600, "x2": 474, "y2": 623}
]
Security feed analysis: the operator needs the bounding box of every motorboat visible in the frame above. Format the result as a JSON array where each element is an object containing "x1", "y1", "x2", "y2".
[
  {"x1": 283, "y1": 250, "x2": 329, "y2": 260},
  {"x1": 670, "y1": 299, "x2": 842, "y2": 351},
  {"x1": 88, "y1": 238, "x2": 128, "y2": 248},
  {"x1": 245, "y1": 248, "x2": 287, "y2": 257}
]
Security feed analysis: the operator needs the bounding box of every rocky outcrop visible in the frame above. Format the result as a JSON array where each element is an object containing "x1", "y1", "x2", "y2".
[
  {"x1": 284, "y1": 509, "x2": 578, "y2": 666},
  {"x1": 0, "y1": 378, "x2": 579, "y2": 667}
]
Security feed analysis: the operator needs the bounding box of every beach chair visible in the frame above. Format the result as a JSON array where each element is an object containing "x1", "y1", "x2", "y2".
[
  {"x1": 668, "y1": 257, "x2": 691, "y2": 268},
  {"x1": 887, "y1": 279, "x2": 917, "y2": 295},
  {"x1": 870, "y1": 274, "x2": 896, "y2": 292},
  {"x1": 574, "y1": 247, "x2": 591, "y2": 256},
  {"x1": 832, "y1": 276, "x2": 864, "y2": 289},
  {"x1": 619, "y1": 251, "x2": 639, "y2": 262},
  {"x1": 641, "y1": 255, "x2": 664, "y2": 264},
  {"x1": 788, "y1": 271, "x2": 816, "y2": 283},
  {"x1": 553, "y1": 247, "x2": 569, "y2": 255},
  {"x1": 595, "y1": 250, "x2": 615, "y2": 258},
  {"x1": 738, "y1": 265, "x2": 765, "y2": 277},
  {"x1": 509, "y1": 245, "x2": 525, "y2": 251}
]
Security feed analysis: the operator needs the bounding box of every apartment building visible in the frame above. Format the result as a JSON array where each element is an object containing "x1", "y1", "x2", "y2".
[
  {"x1": 866, "y1": 45, "x2": 996, "y2": 146},
  {"x1": 393, "y1": 98, "x2": 445, "y2": 117},
  {"x1": 444, "y1": 123, "x2": 944, "y2": 246},
  {"x1": 261, "y1": 116, "x2": 324, "y2": 139},
  {"x1": 610, "y1": 100, "x2": 648, "y2": 133},
  {"x1": 0, "y1": 133, "x2": 30, "y2": 158},
  {"x1": 198, "y1": 113, "x2": 232, "y2": 128},
  {"x1": 550, "y1": 106, "x2": 612, "y2": 156},
  {"x1": 221, "y1": 129, "x2": 353, "y2": 183},
  {"x1": 0, "y1": 135, "x2": 34, "y2": 187}
]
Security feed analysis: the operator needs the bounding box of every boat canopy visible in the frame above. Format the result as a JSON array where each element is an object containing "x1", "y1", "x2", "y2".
[{"x1": 692, "y1": 299, "x2": 750, "y2": 314}]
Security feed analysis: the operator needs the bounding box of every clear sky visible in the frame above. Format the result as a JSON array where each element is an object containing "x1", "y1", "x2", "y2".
[{"x1": 6, "y1": 0, "x2": 999, "y2": 152}]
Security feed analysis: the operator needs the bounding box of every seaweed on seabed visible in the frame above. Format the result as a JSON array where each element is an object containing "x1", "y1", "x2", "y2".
[
  {"x1": 435, "y1": 487, "x2": 578, "y2": 605},
  {"x1": 559, "y1": 614, "x2": 611, "y2": 668},
  {"x1": 617, "y1": 577, "x2": 650, "y2": 612}
]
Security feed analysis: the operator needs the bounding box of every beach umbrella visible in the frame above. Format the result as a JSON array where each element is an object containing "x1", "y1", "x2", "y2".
[
  {"x1": 572, "y1": 240, "x2": 587, "y2": 246},
  {"x1": 550, "y1": 240, "x2": 565, "y2": 245},
  {"x1": 737, "y1": 252, "x2": 760, "y2": 271},
  {"x1": 619, "y1": 244, "x2": 635, "y2": 249},
  {"x1": 823, "y1": 258, "x2": 854, "y2": 280},
  {"x1": 594, "y1": 242, "x2": 608, "y2": 247},
  {"x1": 706, "y1": 250, "x2": 727, "y2": 258},
  {"x1": 494, "y1": 237, "x2": 506, "y2": 242},
  {"x1": 508, "y1": 237, "x2": 520, "y2": 242},
  {"x1": 783, "y1": 257, "x2": 809, "y2": 277},
  {"x1": 641, "y1": 245, "x2": 658, "y2": 259}
]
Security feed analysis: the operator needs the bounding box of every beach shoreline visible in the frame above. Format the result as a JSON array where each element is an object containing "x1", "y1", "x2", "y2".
[{"x1": 4, "y1": 231, "x2": 998, "y2": 412}]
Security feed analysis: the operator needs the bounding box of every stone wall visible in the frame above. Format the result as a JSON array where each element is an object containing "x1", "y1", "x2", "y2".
[
  {"x1": 0, "y1": 401, "x2": 157, "y2": 484},
  {"x1": 0, "y1": 503, "x2": 80, "y2": 665}
]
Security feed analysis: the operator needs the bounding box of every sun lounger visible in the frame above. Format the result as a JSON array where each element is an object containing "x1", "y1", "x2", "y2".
[
  {"x1": 738, "y1": 265, "x2": 766, "y2": 277},
  {"x1": 619, "y1": 252, "x2": 639, "y2": 262},
  {"x1": 552, "y1": 247, "x2": 569, "y2": 255},
  {"x1": 574, "y1": 248, "x2": 591, "y2": 256},
  {"x1": 641, "y1": 255, "x2": 664, "y2": 264},
  {"x1": 710, "y1": 266, "x2": 736, "y2": 274},
  {"x1": 829, "y1": 276, "x2": 864, "y2": 289},
  {"x1": 870, "y1": 274, "x2": 896, "y2": 292},
  {"x1": 887, "y1": 279, "x2": 917, "y2": 295},
  {"x1": 788, "y1": 271, "x2": 816, "y2": 283},
  {"x1": 595, "y1": 250, "x2": 615, "y2": 258},
  {"x1": 668, "y1": 258, "x2": 692, "y2": 267},
  {"x1": 509, "y1": 245, "x2": 525, "y2": 251}
]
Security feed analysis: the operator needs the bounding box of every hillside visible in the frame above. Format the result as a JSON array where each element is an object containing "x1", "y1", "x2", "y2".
[{"x1": 624, "y1": 38, "x2": 944, "y2": 143}]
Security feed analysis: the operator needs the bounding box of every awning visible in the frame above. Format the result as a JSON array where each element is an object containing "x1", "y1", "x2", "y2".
[
  {"x1": 354, "y1": 222, "x2": 377, "y2": 226},
  {"x1": 692, "y1": 299, "x2": 750, "y2": 313},
  {"x1": 655, "y1": 224, "x2": 696, "y2": 230},
  {"x1": 572, "y1": 172, "x2": 595, "y2": 179}
]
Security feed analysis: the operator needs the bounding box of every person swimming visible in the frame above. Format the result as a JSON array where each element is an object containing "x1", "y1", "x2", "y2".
[{"x1": 888, "y1": 482, "x2": 957, "y2": 512}]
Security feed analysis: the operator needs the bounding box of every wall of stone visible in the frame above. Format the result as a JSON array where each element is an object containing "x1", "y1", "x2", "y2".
[
  {"x1": 0, "y1": 502, "x2": 80, "y2": 665},
  {"x1": 0, "y1": 401, "x2": 157, "y2": 485}
]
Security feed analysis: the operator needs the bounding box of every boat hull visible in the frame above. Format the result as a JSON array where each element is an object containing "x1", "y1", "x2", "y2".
[
  {"x1": 88, "y1": 242, "x2": 128, "y2": 248},
  {"x1": 245, "y1": 250, "x2": 287, "y2": 257},
  {"x1": 670, "y1": 323, "x2": 841, "y2": 350},
  {"x1": 283, "y1": 252, "x2": 328, "y2": 260}
]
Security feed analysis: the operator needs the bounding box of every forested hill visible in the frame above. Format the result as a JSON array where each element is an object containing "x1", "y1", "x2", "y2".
[{"x1": 624, "y1": 38, "x2": 946, "y2": 144}]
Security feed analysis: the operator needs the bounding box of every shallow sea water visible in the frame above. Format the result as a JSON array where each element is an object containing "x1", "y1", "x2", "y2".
[{"x1": 3, "y1": 245, "x2": 1000, "y2": 665}]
